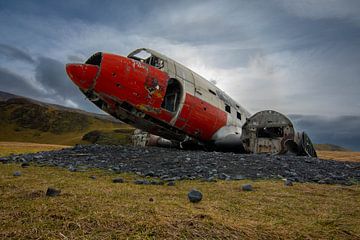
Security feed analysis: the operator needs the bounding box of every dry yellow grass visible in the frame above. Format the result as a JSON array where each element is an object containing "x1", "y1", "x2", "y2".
[
  {"x1": 318, "y1": 150, "x2": 360, "y2": 162},
  {"x1": 1, "y1": 144, "x2": 360, "y2": 239},
  {"x1": 0, "y1": 141, "x2": 69, "y2": 157},
  {"x1": 1, "y1": 164, "x2": 359, "y2": 239}
]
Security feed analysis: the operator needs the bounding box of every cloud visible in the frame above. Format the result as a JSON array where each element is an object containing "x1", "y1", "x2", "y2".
[
  {"x1": 0, "y1": 67, "x2": 39, "y2": 97},
  {"x1": 290, "y1": 114, "x2": 360, "y2": 151},
  {"x1": 277, "y1": 0, "x2": 360, "y2": 25},
  {"x1": 0, "y1": 2, "x2": 359, "y2": 127},
  {"x1": 67, "y1": 55, "x2": 85, "y2": 62},
  {"x1": 0, "y1": 43, "x2": 35, "y2": 64},
  {"x1": 0, "y1": 57, "x2": 101, "y2": 112}
]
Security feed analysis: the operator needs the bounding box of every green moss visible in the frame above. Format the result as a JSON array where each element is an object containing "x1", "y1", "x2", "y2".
[{"x1": 82, "y1": 129, "x2": 133, "y2": 145}]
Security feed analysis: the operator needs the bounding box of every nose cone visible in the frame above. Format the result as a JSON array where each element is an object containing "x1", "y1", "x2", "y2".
[{"x1": 66, "y1": 64, "x2": 99, "y2": 90}]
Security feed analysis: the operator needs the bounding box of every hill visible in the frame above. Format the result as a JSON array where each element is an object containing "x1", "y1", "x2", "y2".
[
  {"x1": 0, "y1": 90, "x2": 133, "y2": 145},
  {"x1": 314, "y1": 143, "x2": 351, "y2": 152}
]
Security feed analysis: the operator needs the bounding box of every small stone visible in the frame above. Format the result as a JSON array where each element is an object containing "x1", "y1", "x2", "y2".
[
  {"x1": 21, "y1": 162, "x2": 30, "y2": 168},
  {"x1": 89, "y1": 175, "x2": 97, "y2": 180},
  {"x1": 149, "y1": 197, "x2": 154, "y2": 202},
  {"x1": 206, "y1": 177, "x2": 217, "y2": 182},
  {"x1": 188, "y1": 189, "x2": 203, "y2": 203},
  {"x1": 68, "y1": 166, "x2": 77, "y2": 172},
  {"x1": 167, "y1": 181, "x2": 175, "y2": 186},
  {"x1": 145, "y1": 171, "x2": 155, "y2": 177},
  {"x1": 242, "y1": 184, "x2": 253, "y2": 191},
  {"x1": 219, "y1": 173, "x2": 231, "y2": 180},
  {"x1": 13, "y1": 171, "x2": 21, "y2": 177},
  {"x1": 134, "y1": 179, "x2": 150, "y2": 185},
  {"x1": 284, "y1": 179, "x2": 293, "y2": 186},
  {"x1": 112, "y1": 178, "x2": 124, "y2": 183},
  {"x1": 0, "y1": 158, "x2": 8, "y2": 164},
  {"x1": 150, "y1": 180, "x2": 164, "y2": 185},
  {"x1": 233, "y1": 175, "x2": 245, "y2": 180},
  {"x1": 46, "y1": 187, "x2": 61, "y2": 197}
]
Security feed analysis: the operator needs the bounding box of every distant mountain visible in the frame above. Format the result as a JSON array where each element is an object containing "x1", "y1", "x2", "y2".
[
  {"x1": 0, "y1": 90, "x2": 133, "y2": 145},
  {"x1": 314, "y1": 144, "x2": 351, "y2": 152},
  {"x1": 289, "y1": 114, "x2": 360, "y2": 151},
  {"x1": 0, "y1": 91, "x2": 18, "y2": 101}
]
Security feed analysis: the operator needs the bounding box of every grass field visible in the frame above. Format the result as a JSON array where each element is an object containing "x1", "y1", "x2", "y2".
[
  {"x1": 0, "y1": 120, "x2": 131, "y2": 146},
  {"x1": 317, "y1": 151, "x2": 360, "y2": 162},
  {"x1": 1, "y1": 144, "x2": 360, "y2": 239},
  {"x1": 0, "y1": 142, "x2": 69, "y2": 157}
]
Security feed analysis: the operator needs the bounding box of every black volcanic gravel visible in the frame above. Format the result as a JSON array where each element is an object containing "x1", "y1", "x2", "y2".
[{"x1": 2, "y1": 144, "x2": 360, "y2": 185}]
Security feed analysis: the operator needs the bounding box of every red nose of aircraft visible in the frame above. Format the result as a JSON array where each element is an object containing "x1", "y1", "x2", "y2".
[{"x1": 65, "y1": 64, "x2": 99, "y2": 90}]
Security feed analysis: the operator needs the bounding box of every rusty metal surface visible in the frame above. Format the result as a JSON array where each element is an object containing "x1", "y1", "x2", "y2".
[
  {"x1": 66, "y1": 49, "x2": 317, "y2": 157},
  {"x1": 241, "y1": 110, "x2": 295, "y2": 154}
]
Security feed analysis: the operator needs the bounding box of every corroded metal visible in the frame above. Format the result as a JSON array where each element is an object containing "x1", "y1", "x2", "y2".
[{"x1": 66, "y1": 48, "x2": 317, "y2": 157}]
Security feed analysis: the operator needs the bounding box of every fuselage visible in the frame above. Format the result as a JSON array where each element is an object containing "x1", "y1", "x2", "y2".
[
  {"x1": 66, "y1": 48, "x2": 317, "y2": 156},
  {"x1": 66, "y1": 48, "x2": 250, "y2": 147}
]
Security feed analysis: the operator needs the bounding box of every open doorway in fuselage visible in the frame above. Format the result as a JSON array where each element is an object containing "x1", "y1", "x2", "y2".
[{"x1": 161, "y1": 78, "x2": 182, "y2": 113}]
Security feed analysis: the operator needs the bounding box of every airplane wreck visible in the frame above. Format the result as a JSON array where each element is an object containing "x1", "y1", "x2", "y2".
[{"x1": 66, "y1": 48, "x2": 317, "y2": 157}]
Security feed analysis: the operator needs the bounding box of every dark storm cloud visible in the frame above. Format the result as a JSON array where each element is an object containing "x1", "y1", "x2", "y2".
[
  {"x1": 0, "y1": 0, "x2": 359, "y2": 148},
  {"x1": 33, "y1": 57, "x2": 102, "y2": 112},
  {"x1": 290, "y1": 115, "x2": 360, "y2": 151},
  {"x1": 35, "y1": 57, "x2": 75, "y2": 97},
  {"x1": 67, "y1": 55, "x2": 85, "y2": 62},
  {"x1": 0, "y1": 67, "x2": 40, "y2": 98},
  {"x1": 0, "y1": 57, "x2": 101, "y2": 113},
  {"x1": 0, "y1": 43, "x2": 35, "y2": 64}
]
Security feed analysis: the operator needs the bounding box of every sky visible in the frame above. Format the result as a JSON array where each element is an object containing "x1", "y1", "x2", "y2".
[{"x1": 0, "y1": 0, "x2": 359, "y2": 149}]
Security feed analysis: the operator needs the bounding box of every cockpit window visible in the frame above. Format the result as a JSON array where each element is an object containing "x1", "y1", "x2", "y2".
[
  {"x1": 128, "y1": 49, "x2": 164, "y2": 69},
  {"x1": 129, "y1": 49, "x2": 151, "y2": 61}
]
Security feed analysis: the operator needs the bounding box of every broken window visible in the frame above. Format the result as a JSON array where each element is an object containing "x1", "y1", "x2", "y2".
[
  {"x1": 129, "y1": 49, "x2": 151, "y2": 61},
  {"x1": 128, "y1": 49, "x2": 164, "y2": 69},
  {"x1": 225, "y1": 104, "x2": 231, "y2": 113},
  {"x1": 208, "y1": 89, "x2": 216, "y2": 95},
  {"x1": 257, "y1": 127, "x2": 283, "y2": 138},
  {"x1": 145, "y1": 56, "x2": 164, "y2": 69},
  {"x1": 237, "y1": 111, "x2": 241, "y2": 120},
  {"x1": 161, "y1": 79, "x2": 182, "y2": 112},
  {"x1": 85, "y1": 52, "x2": 102, "y2": 66}
]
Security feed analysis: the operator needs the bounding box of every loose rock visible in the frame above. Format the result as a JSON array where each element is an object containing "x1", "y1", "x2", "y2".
[
  {"x1": 89, "y1": 175, "x2": 97, "y2": 180},
  {"x1": 242, "y1": 184, "x2": 253, "y2": 191},
  {"x1": 285, "y1": 179, "x2": 293, "y2": 186},
  {"x1": 2, "y1": 145, "x2": 359, "y2": 185},
  {"x1": 233, "y1": 175, "x2": 246, "y2": 180},
  {"x1": 13, "y1": 171, "x2": 21, "y2": 177},
  {"x1": 46, "y1": 187, "x2": 61, "y2": 197},
  {"x1": 188, "y1": 189, "x2": 203, "y2": 203},
  {"x1": 167, "y1": 181, "x2": 175, "y2": 186},
  {"x1": 21, "y1": 162, "x2": 30, "y2": 168},
  {"x1": 134, "y1": 179, "x2": 149, "y2": 185},
  {"x1": 112, "y1": 178, "x2": 124, "y2": 183}
]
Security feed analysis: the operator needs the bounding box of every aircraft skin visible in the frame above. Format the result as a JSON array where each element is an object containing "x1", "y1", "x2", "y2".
[{"x1": 66, "y1": 48, "x2": 316, "y2": 156}]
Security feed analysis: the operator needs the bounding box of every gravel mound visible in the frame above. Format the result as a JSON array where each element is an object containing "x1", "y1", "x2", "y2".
[{"x1": 3, "y1": 144, "x2": 360, "y2": 185}]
